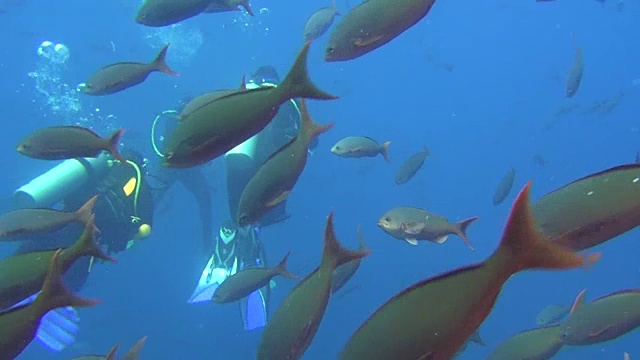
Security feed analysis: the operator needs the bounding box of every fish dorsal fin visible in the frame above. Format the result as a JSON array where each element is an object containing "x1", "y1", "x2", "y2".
[
  {"x1": 570, "y1": 288, "x2": 588, "y2": 315},
  {"x1": 405, "y1": 238, "x2": 418, "y2": 246},
  {"x1": 261, "y1": 136, "x2": 297, "y2": 165},
  {"x1": 362, "y1": 136, "x2": 380, "y2": 145}
]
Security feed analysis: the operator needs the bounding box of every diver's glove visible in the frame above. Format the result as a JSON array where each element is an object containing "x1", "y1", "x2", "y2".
[{"x1": 188, "y1": 255, "x2": 238, "y2": 304}]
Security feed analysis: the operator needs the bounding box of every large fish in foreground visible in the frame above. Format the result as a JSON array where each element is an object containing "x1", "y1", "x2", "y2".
[
  {"x1": 204, "y1": 0, "x2": 254, "y2": 16},
  {"x1": 488, "y1": 325, "x2": 564, "y2": 360},
  {"x1": 179, "y1": 76, "x2": 246, "y2": 120},
  {"x1": 0, "y1": 195, "x2": 96, "y2": 241},
  {"x1": 78, "y1": 44, "x2": 178, "y2": 95},
  {"x1": 0, "y1": 250, "x2": 100, "y2": 359},
  {"x1": 325, "y1": 0, "x2": 437, "y2": 62},
  {"x1": 163, "y1": 41, "x2": 338, "y2": 168},
  {"x1": 17, "y1": 126, "x2": 127, "y2": 164},
  {"x1": 532, "y1": 163, "x2": 640, "y2": 251},
  {"x1": 340, "y1": 183, "x2": 595, "y2": 360},
  {"x1": 236, "y1": 99, "x2": 334, "y2": 226},
  {"x1": 136, "y1": 0, "x2": 212, "y2": 27},
  {"x1": 258, "y1": 213, "x2": 370, "y2": 359},
  {"x1": 0, "y1": 216, "x2": 115, "y2": 310},
  {"x1": 561, "y1": 288, "x2": 640, "y2": 345}
]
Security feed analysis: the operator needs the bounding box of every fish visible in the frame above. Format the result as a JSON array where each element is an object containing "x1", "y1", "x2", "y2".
[
  {"x1": 536, "y1": 304, "x2": 570, "y2": 326},
  {"x1": 120, "y1": 336, "x2": 148, "y2": 360},
  {"x1": 213, "y1": 252, "x2": 298, "y2": 303},
  {"x1": 17, "y1": 126, "x2": 127, "y2": 164},
  {"x1": 0, "y1": 216, "x2": 116, "y2": 310},
  {"x1": 163, "y1": 41, "x2": 337, "y2": 168},
  {"x1": 78, "y1": 44, "x2": 178, "y2": 95},
  {"x1": 395, "y1": 145, "x2": 429, "y2": 185},
  {"x1": 179, "y1": 76, "x2": 246, "y2": 121},
  {"x1": 377, "y1": 206, "x2": 478, "y2": 250},
  {"x1": 561, "y1": 288, "x2": 640, "y2": 345},
  {"x1": 332, "y1": 225, "x2": 368, "y2": 294},
  {"x1": 340, "y1": 183, "x2": 595, "y2": 360},
  {"x1": 330, "y1": 136, "x2": 390, "y2": 162},
  {"x1": 0, "y1": 195, "x2": 97, "y2": 241},
  {"x1": 532, "y1": 163, "x2": 640, "y2": 251},
  {"x1": 565, "y1": 36, "x2": 584, "y2": 98},
  {"x1": 493, "y1": 167, "x2": 516, "y2": 206},
  {"x1": 325, "y1": 0, "x2": 437, "y2": 62},
  {"x1": 136, "y1": 0, "x2": 212, "y2": 27},
  {"x1": 0, "y1": 249, "x2": 100, "y2": 359},
  {"x1": 71, "y1": 344, "x2": 118, "y2": 360},
  {"x1": 304, "y1": 0, "x2": 341, "y2": 41},
  {"x1": 488, "y1": 325, "x2": 564, "y2": 360},
  {"x1": 204, "y1": 0, "x2": 254, "y2": 16},
  {"x1": 236, "y1": 99, "x2": 334, "y2": 226},
  {"x1": 258, "y1": 213, "x2": 370, "y2": 359}
]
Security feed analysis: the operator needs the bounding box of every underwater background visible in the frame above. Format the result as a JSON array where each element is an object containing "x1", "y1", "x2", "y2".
[{"x1": 1, "y1": 0, "x2": 639, "y2": 358}]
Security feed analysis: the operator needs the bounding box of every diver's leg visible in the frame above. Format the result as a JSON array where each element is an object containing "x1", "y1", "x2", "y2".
[
  {"x1": 239, "y1": 227, "x2": 270, "y2": 331},
  {"x1": 177, "y1": 168, "x2": 213, "y2": 260}
]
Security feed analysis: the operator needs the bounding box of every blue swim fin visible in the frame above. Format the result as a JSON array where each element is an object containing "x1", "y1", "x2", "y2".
[
  {"x1": 7, "y1": 292, "x2": 79, "y2": 352},
  {"x1": 188, "y1": 256, "x2": 238, "y2": 304},
  {"x1": 240, "y1": 288, "x2": 267, "y2": 331}
]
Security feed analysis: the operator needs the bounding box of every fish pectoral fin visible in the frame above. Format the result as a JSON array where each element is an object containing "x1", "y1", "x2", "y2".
[
  {"x1": 401, "y1": 222, "x2": 424, "y2": 235},
  {"x1": 405, "y1": 238, "x2": 418, "y2": 246},
  {"x1": 354, "y1": 35, "x2": 385, "y2": 48},
  {"x1": 433, "y1": 235, "x2": 448, "y2": 244},
  {"x1": 266, "y1": 191, "x2": 290, "y2": 207}
]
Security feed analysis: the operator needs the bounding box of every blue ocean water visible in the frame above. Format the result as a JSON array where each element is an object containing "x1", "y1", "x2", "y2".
[{"x1": 0, "y1": 0, "x2": 639, "y2": 359}]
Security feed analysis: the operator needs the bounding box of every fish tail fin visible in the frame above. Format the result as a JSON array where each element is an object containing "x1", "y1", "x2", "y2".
[
  {"x1": 323, "y1": 212, "x2": 371, "y2": 268},
  {"x1": 275, "y1": 252, "x2": 299, "y2": 280},
  {"x1": 35, "y1": 250, "x2": 101, "y2": 315},
  {"x1": 280, "y1": 41, "x2": 338, "y2": 100},
  {"x1": 299, "y1": 99, "x2": 334, "y2": 142},
  {"x1": 106, "y1": 129, "x2": 128, "y2": 165},
  {"x1": 496, "y1": 182, "x2": 598, "y2": 275},
  {"x1": 69, "y1": 215, "x2": 118, "y2": 263},
  {"x1": 152, "y1": 44, "x2": 179, "y2": 76},
  {"x1": 106, "y1": 344, "x2": 119, "y2": 360},
  {"x1": 75, "y1": 195, "x2": 98, "y2": 226},
  {"x1": 454, "y1": 216, "x2": 479, "y2": 251},
  {"x1": 356, "y1": 225, "x2": 369, "y2": 250},
  {"x1": 123, "y1": 336, "x2": 147, "y2": 360},
  {"x1": 381, "y1": 141, "x2": 391, "y2": 162},
  {"x1": 240, "y1": 0, "x2": 254, "y2": 16}
]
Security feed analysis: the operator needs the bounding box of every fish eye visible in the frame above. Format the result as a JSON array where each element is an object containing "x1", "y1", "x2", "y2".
[
  {"x1": 327, "y1": 47, "x2": 334, "y2": 54},
  {"x1": 385, "y1": 217, "x2": 391, "y2": 222},
  {"x1": 335, "y1": 146, "x2": 340, "y2": 150}
]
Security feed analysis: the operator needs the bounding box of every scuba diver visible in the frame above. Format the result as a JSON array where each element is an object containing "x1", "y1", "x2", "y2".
[
  {"x1": 7, "y1": 147, "x2": 154, "y2": 352},
  {"x1": 188, "y1": 65, "x2": 318, "y2": 331}
]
